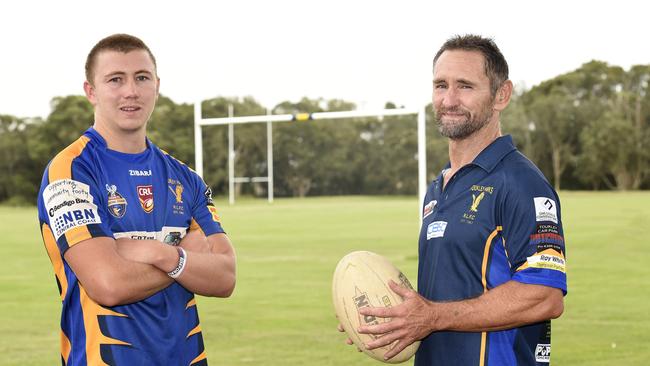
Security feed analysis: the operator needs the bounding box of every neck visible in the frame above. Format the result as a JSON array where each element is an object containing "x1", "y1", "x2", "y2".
[
  {"x1": 93, "y1": 121, "x2": 147, "y2": 154},
  {"x1": 447, "y1": 119, "x2": 501, "y2": 171}
]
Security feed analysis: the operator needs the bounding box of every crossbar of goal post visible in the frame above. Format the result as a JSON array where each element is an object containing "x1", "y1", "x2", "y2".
[{"x1": 194, "y1": 103, "x2": 428, "y2": 218}]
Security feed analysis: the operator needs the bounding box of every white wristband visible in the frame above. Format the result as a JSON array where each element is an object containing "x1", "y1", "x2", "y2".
[{"x1": 167, "y1": 247, "x2": 187, "y2": 279}]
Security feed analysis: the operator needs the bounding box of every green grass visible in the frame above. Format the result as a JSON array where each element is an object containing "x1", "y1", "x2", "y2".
[{"x1": 1, "y1": 192, "x2": 649, "y2": 365}]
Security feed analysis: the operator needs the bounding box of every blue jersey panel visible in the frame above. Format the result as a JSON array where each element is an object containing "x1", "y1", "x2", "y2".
[
  {"x1": 38, "y1": 127, "x2": 225, "y2": 365},
  {"x1": 416, "y1": 135, "x2": 566, "y2": 366}
]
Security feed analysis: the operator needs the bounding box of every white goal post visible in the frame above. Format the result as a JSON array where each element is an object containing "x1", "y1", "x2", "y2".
[{"x1": 194, "y1": 103, "x2": 428, "y2": 215}]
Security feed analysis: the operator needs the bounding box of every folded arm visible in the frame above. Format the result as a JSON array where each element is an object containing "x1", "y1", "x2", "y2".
[
  {"x1": 113, "y1": 229, "x2": 236, "y2": 298},
  {"x1": 64, "y1": 237, "x2": 174, "y2": 307}
]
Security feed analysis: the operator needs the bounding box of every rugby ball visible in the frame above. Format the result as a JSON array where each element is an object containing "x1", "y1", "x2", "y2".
[{"x1": 332, "y1": 251, "x2": 420, "y2": 363}]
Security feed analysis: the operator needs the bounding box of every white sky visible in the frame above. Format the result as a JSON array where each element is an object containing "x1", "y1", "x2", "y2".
[{"x1": 1, "y1": 0, "x2": 648, "y2": 119}]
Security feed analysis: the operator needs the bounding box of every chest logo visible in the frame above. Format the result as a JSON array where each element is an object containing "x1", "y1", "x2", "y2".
[
  {"x1": 423, "y1": 200, "x2": 437, "y2": 219},
  {"x1": 106, "y1": 184, "x2": 127, "y2": 218},
  {"x1": 470, "y1": 192, "x2": 485, "y2": 212},
  {"x1": 462, "y1": 185, "x2": 495, "y2": 224},
  {"x1": 426, "y1": 221, "x2": 447, "y2": 239},
  {"x1": 168, "y1": 183, "x2": 184, "y2": 203},
  {"x1": 137, "y1": 185, "x2": 154, "y2": 213}
]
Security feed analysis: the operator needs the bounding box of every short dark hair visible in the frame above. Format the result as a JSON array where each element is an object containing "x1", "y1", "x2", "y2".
[
  {"x1": 433, "y1": 34, "x2": 509, "y2": 96},
  {"x1": 85, "y1": 34, "x2": 157, "y2": 84}
]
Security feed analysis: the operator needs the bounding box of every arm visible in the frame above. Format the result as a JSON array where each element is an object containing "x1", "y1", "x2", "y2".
[
  {"x1": 358, "y1": 280, "x2": 564, "y2": 360},
  {"x1": 115, "y1": 229, "x2": 236, "y2": 298},
  {"x1": 64, "y1": 237, "x2": 173, "y2": 307},
  {"x1": 174, "y1": 232, "x2": 236, "y2": 297}
]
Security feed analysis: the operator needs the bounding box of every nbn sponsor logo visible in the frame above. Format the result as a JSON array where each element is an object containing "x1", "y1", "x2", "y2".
[{"x1": 61, "y1": 209, "x2": 96, "y2": 223}]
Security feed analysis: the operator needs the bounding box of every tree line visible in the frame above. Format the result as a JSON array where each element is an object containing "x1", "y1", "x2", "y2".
[{"x1": 1, "y1": 60, "x2": 648, "y2": 205}]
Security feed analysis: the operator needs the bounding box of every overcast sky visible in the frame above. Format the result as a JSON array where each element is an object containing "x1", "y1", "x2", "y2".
[{"x1": 1, "y1": 0, "x2": 648, "y2": 119}]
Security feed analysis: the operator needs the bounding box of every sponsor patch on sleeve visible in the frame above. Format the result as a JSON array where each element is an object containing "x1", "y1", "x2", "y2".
[
  {"x1": 204, "y1": 186, "x2": 214, "y2": 205},
  {"x1": 207, "y1": 205, "x2": 221, "y2": 223},
  {"x1": 43, "y1": 179, "x2": 101, "y2": 240},
  {"x1": 526, "y1": 252, "x2": 566, "y2": 273},
  {"x1": 535, "y1": 344, "x2": 551, "y2": 363},
  {"x1": 426, "y1": 221, "x2": 447, "y2": 239},
  {"x1": 533, "y1": 197, "x2": 558, "y2": 223}
]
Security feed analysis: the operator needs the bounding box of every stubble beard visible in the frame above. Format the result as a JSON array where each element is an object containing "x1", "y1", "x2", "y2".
[{"x1": 435, "y1": 98, "x2": 495, "y2": 140}]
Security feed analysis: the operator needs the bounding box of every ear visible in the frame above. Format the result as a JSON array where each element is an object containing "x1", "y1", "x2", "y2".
[
  {"x1": 83, "y1": 81, "x2": 97, "y2": 106},
  {"x1": 155, "y1": 77, "x2": 161, "y2": 99},
  {"x1": 493, "y1": 80, "x2": 513, "y2": 112}
]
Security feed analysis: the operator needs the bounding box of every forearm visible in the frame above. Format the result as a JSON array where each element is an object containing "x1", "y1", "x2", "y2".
[
  {"x1": 105, "y1": 259, "x2": 173, "y2": 305},
  {"x1": 144, "y1": 232, "x2": 236, "y2": 298},
  {"x1": 111, "y1": 238, "x2": 174, "y2": 302},
  {"x1": 172, "y1": 250, "x2": 236, "y2": 297},
  {"x1": 67, "y1": 237, "x2": 173, "y2": 307},
  {"x1": 435, "y1": 281, "x2": 564, "y2": 332}
]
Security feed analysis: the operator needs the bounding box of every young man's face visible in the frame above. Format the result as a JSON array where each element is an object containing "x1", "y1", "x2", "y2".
[
  {"x1": 84, "y1": 49, "x2": 159, "y2": 136},
  {"x1": 432, "y1": 50, "x2": 496, "y2": 140}
]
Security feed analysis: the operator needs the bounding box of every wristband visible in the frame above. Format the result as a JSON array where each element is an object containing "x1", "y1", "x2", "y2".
[{"x1": 167, "y1": 247, "x2": 187, "y2": 279}]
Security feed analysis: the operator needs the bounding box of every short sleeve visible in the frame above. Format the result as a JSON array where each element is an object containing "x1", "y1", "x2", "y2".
[
  {"x1": 498, "y1": 168, "x2": 567, "y2": 294},
  {"x1": 37, "y1": 158, "x2": 112, "y2": 255},
  {"x1": 188, "y1": 174, "x2": 225, "y2": 237}
]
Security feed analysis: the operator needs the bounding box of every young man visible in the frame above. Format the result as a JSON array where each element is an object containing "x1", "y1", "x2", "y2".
[
  {"x1": 353, "y1": 35, "x2": 567, "y2": 365},
  {"x1": 37, "y1": 34, "x2": 236, "y2": 365}
]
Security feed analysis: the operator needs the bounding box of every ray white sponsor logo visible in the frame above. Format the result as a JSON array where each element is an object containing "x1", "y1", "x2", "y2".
[
  {"x1": 426, "y1": 221, "x2": 447, "y2": 239},
  {"x1": 535, "y1": 344, "x2": 551, "y2": 363},
  {"x1": 527, "y1": 253, "x2": 566, "y2": 273},
  {"x1": 534, "y1": 197, "x2": 558, "y2": 223},
  {"x1": 43, "y1": 179, "x2": 101, "y2": 239},
  {"x1": 423, "y1": 200, "x2": 437, "y2": 219},
  {"x1": 129, "y1": 169, "x2": 152, "y2": 176}
]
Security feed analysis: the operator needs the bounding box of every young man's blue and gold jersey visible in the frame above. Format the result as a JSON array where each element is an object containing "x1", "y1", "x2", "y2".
[
  {"x1": 37, "y1": 127, "x2": 224, "y2": 366},
  {"x1": 416, "y1": 135, "x2": 567, "y2": 366}
]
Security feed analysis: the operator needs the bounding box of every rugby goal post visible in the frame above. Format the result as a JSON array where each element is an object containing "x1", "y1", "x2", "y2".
[{"x1": 194, "y1": 103, "x2": 427, "y2": 215}]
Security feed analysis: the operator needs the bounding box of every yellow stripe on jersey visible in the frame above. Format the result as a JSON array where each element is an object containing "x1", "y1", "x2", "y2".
[
  {"x1": 64, "y1": 225, "x2": 94, "y2": 249},
  {"x1": 48, "y1": 135, "x2": 90, "y2": 185},
  {"x1": 187, "y1": 324, "x2": 202, "y2": 338},
  {"x1": 189, "y1": 219, "x2": 201, "y2": 232},
  {"x1": 186, "y1": 297, "x2": 197, "y2": 309},
  {"x1": 41, "y1": 223, "x2": 68, "y2": 301},
  {"x1": 481, "y1": 226, "x2": 503, "y2": 293},
  {"x1": 61, "y1": 330, "x2": 71, "y2": 365},
  {"x1": 79, "y1": 288, "x2": 130, "y2": 365},
  {"x1": 190, "y1": 350, "x2": 208, "y2": 365},
  {"x1": 479, "y1": 226, "x2": 503, "y2": 366},
  {"x1": 48, "y1": 135, "x2": 94, "y2": 248}
]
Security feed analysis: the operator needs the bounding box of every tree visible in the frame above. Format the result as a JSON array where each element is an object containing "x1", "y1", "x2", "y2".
[
  {"x1": 148, "y1": 95, "x2": 195, "y2": 166},
  {"x1": 576, "y1": 64, "x2": 650, "y2": 189},
  {"x1": 199, "y1": 96, "x2": 267, "y2": 196},
  {"x1": 0, "y1": 115, "x2": 42, "y2": 203},
  {"x1": 28, "y1": 95, "x2": 94, "y2": 173},
  {"x1": 522, "y1": 61, "x2": 623, "y2": 190}
]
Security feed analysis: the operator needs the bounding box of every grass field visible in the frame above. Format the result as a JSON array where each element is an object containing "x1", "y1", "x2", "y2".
[{"x1": 1, "y1": 192, "x2": 649, "y2": 365}]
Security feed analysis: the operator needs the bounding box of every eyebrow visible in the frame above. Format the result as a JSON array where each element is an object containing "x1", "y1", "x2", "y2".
[
  {"x1": 456, "y1": 78, "x2": 476, "y2": 86},
  {"x1": 103, "y1": 70, "x2": 154, "y2": 78},
  {"x1": 433, "y1": 77, "x2": 476, "y2": 84}
]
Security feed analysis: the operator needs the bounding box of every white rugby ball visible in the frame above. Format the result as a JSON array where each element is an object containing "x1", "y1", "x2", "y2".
[{"x1": 332, "y1": 251, "x2": 420, "y2": 363}]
